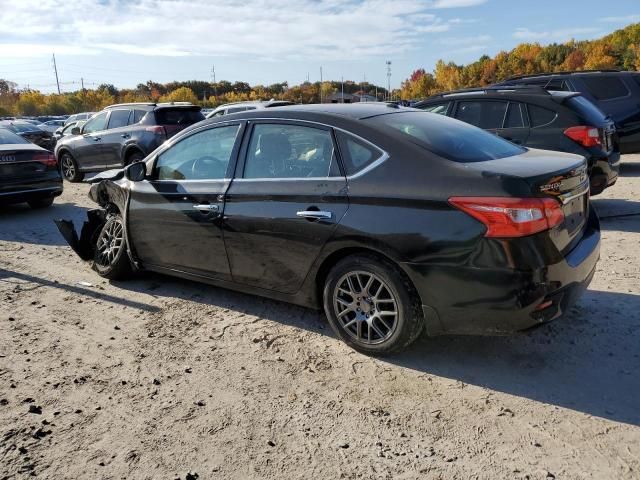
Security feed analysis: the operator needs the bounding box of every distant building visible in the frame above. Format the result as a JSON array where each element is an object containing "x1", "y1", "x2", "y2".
[{"x1": 326, "y1": 92, "x2": 379, "y2": 103}]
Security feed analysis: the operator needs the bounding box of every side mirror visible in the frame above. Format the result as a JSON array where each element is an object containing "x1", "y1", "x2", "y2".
[
  {"x1": 125, "y1": 161, "x2": 146, "y2": 182},
  {"x1": 71, "y1": 127, "x2": 80, "y2": 135}
]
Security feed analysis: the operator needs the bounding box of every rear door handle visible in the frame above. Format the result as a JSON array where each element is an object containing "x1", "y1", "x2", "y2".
[
  {"x1": 296, "y1": 210, "x2": 332, "y2": 220},
  {"x1": 93, "y1": 137, "x2": 101, "y2": 141},
  {"x1": 193, "y1": 204, "x2": 219, "y2": 213},
  {"x1": 121, "y1": 134, "x2": 131, "y2": 139}
]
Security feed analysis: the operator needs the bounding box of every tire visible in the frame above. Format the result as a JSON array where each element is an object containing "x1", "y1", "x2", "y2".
[
  {"x1": 92, "y1": 214, "x2": 132, "y2": 280},
  {"x1": 28, "y1": 197, "x2": 54, "y2": 209},
  {"x1": 323, "y1": 253, "x2": 424, "y2": 355},
  {"x1": 60, "y1": 152, "x2": 84, "y2": 182},
  {"x1": 125, "y1": 151, "x2": 144, "y2": 165}
]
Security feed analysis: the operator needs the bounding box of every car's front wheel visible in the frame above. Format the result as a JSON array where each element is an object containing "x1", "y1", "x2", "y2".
[
  {"x1": 60, "y1": 152, "x2": 84, "y2": 182},
  {"x1": 323, "y1": 254, "x2": 424, "y2": 355},
  {"x1": 92, "y1": 214, "x2": 132, "y2": 280}
]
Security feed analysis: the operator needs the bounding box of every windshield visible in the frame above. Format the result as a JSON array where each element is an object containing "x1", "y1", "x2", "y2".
[
  {"x1": 0, "y1": 128, "x2": 30, "y2": 144},
  {"x1": 367, "y1": 111, "x2": 525, "y2": 162}
]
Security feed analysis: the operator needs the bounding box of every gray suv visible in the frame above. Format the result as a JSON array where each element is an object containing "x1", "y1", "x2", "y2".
[{"x1": 55, "y1": 102, "x2": 204, "y2": 182}]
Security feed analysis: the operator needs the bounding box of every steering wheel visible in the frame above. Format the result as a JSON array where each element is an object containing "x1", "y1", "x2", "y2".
[{"x1": 191, "y1": 155, "x2": 225, "y2": 179}]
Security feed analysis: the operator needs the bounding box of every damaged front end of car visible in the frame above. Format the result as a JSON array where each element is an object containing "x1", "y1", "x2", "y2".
[{"x1": 54, "y1": 170, "x2": 135, "y2": 266}]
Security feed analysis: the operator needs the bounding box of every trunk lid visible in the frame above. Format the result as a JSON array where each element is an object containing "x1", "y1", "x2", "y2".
[
  {"x1": 467, "y1": 148, "x2": 590, "y2": 253},
  {"x1": 0, "y1": 145, "x2": 54, "y2": 180}
]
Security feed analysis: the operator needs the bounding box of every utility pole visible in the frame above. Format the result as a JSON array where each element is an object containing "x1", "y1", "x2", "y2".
[
  {"x1": 52, "y1": 54, "x2": 61, "y2": 94},
  {"x1": 81, "y1": 77, "x2": 85, "y2": 91},
  {"x1": 211, "y1": 64, "x2": 217, "y2": 100},
  {"x1": 341, "y1": 76, "x2": 344, "y2": 103},
  {"x1": 319, "y1": 66, "x2": 323, "y2": 103},
  {"x1": 386, "y1": 60, "x2": 392, "y2": 101}
]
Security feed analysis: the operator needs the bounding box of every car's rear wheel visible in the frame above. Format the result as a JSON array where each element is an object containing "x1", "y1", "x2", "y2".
[
  {"x1": 28, "y1": 197, "x2": 54, "y2": 209},
  {"x1": 323, "y1": 254, "x2": 424, "y2": 355},
  {"x1": 92, "y1": 214, "x2": 132, "y2": 280},
  {"x1": 60, "y1": 152, "x2": 84, "y2": 182}
]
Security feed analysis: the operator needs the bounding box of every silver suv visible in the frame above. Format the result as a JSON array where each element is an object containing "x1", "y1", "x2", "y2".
[{"x1": 206, "y1": 100, "x2": 294, "y2": 118}]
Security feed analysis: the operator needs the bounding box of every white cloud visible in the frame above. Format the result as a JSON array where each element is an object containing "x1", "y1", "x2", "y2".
[
  {"x1": 513, "y1": 27, "x2": 602, "y2": 42},
  {"x1": 600, "y1": 14, "x2": 640, "y2": 23},
  {"x1": 0, "y1": 0, "x2": 482, "y2": 61},
  {"x1": 440, "y1": 34, "x2": 491, "y2": 45}
]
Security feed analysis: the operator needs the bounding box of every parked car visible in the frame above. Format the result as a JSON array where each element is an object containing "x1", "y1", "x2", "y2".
[
  {"x1": 496, "y1": 70, "x2": 640, "y2": 154},
  {"x1": 0, "y1": 120, "x2": 55, "y2": 150},
  {"x1": 55, "y1": 104, "x2": 599, "y2": 354},
  {"x1": 37, "y1": 119, "x2": 66, "y2": 133},
  {"x1": 54, "y1": 120, "x2": 86, "y2": 142},
  {"x1": 0, "y1": 128, "x2": 62, "y2": 208},
  {"x1": 64, "y1": 112, "x2": 95, "y2": 125},
  {"x1": 206, "y1": 100, "x2": 294, "y2": 118},
  {"x1": 55, "y1": 102, "x2": 205, "y2": 182},
  {"x1": 414, "y1": 86, "x2": 619, "y2": 195}
]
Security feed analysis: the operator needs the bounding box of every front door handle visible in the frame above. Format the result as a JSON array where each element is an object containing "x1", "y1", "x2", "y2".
[
  {"x1": 93, "y1": 137, "x2": 101, "y2": 141},
  {"x1": 193, "y1": 204, "x2": 219, "y2": 213},
  {"x1": 296, "y1": 210, "x2": 332, "y2": 220},
  {"x1": 121, "y1": 134, "x2": 131, "y2": 139}
]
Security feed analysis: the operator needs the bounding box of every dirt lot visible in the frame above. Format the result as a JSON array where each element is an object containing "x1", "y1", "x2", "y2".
[{"x1": 1, "y1": 156, "x2": 639, "y2": 480}]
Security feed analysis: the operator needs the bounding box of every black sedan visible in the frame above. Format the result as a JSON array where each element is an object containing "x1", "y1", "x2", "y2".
[
  {"x1": 0, "y1": 128, "x2": 63, "y2": 208},
  {"x1": 55, "y1": 104, "x2": 600, "y2": 354},
  {"x1": 0, "y1": 120, "x2": 56, "y2": 150}
]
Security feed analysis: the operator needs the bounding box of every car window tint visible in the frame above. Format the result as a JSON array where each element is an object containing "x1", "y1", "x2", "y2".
[
  {"x1": 132, "y1": 109, "x2": 146, "y2": 124},
  {"x1": 581, "y1": 76, "x2": 629, "y2": 100},
  {"x1": 155, "y1": 125, "x2": 239, "y2": 180},
  {"x1": 107, "y1": 109, "x2": 131, "y2": 129},
  {"x1": 504, "y1": 102, "x2": 525, "y2": 128},
  {"x1": 368, "y1": 111, "x2": 525, "y2": 163},
  {"x1": 420, "y1": 102, "x2": 450, "y2": 115},
  {"x1": 227, "y1": 107, "x2": 249, "y2": 114},
  {"x1": 0, "y1": 128, "x2": 29, "y2": 144},
  {"x1": 335, "y1": 131, "x2": 383, "y2": 175},
  {"x1": 83, "y1": 111, "x2": 108, "y2": 134},
  {"x1": 528, "y1": 104, "x2": 557, "y2": 128},
  {"x1": 155, "y1": 108, "x2": 204, "y2": 125},
  {"x1": 455, "y1": 101, "x2": 507, "y2": 129},
  {"x1": 244, "y1": 124, "x2": 339, "y2": 179}
]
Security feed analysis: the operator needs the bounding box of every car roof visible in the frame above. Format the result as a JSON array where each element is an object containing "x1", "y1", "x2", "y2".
[
  {"x1": 416, "y1": 86, "x2": 580, "y2": 105},
  {"x1": 505, "y1": 69, "x2": 640, "y2": 81}
]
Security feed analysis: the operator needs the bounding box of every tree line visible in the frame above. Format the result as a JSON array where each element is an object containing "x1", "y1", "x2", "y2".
[{"x1": 1, "y1": 22, "x2": 638, "y2": 116}]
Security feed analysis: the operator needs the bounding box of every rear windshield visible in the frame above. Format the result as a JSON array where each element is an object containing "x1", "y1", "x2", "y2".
[
  {"x1": 154, "y1": 108, "x2": 204, "y2": 125},
  {"x1": 0, "y1": 128, "x2": 29, "y2": 144},
  {"x1": 566, "y1": 95, "x2": 608, "y2": 124},
  {"x1": 7, "y1": 123, "x2": 37, "y2": 133},
  {"x1": 581, "y1": 76, "x2": 629, "y2": 100},
  {"x1": 367, "y1": 112, "x2": 525, "y2": 163}
]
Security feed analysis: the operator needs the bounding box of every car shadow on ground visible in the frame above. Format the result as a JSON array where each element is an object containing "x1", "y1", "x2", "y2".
[
  {"x1": 0, "y1": 201, "x2": 87, "y2": 247},
  {"x1": 592, "y1": 199, "x2": 640, "y2": 233},
  {"x1": 620, "y1": 160, "x2": 640, "y2": 177},
  {"x1": 110, "y1": 271, "x2": 640, "y2": 427},
  {"x1": 389, "y1": 289, "x2": 640, "y2": 427}
]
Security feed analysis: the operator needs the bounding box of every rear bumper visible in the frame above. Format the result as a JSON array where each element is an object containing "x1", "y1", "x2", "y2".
[
  {"x1": 589, "y1": 151, "x2": 620, "y2": 195},
  {"x1": 404, "y1": 209, "x2": 601, "y2": 336},
  {"x1": 0, "y1": 181, "x2": 63, "y2": 205}
]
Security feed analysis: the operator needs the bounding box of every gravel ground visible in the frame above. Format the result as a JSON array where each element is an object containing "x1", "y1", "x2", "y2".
[{"x1": 1, "y1": 155, "x2": 639, "y2": 480}]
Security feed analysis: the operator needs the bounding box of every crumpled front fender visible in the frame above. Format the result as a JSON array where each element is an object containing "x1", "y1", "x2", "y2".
[{"x1": 54, "y1": 209, "x2": 107, "y2": 261}]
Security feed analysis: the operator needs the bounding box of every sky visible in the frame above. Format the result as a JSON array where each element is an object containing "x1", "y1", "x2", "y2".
[{"x1": 0, "y1": 0, "x2": 638, "y2": 94}]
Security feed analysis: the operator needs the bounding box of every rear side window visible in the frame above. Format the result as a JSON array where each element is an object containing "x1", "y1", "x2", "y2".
[
  {"x1": 131, "y1": 109, "x2": 146, "y2": 124},
  {"x1": 455, "y1": 101, "x2": 508, "y2": 129},
  {"x1": 154, "y1": 108, "x2": 204, "y2": 125},
  {"x1": 504, "y1": 102, "x2": 525, "y2": 128},
  {"x1": 227, "y1": 107, "x2": 248, "y2": 114},
  {"x1": 581, "y1": 76, "x2": 629, "y2": 100},
  {"x1": 107, "y1": 109, "x2": 131, "y2": 129},
  {"x1": 528, "y1": 105, "x2": 557, "y2": 128},
  {"x1": 566, "y1": 96, "x2": 608, "y2": 124},
  {"x1": 336, "y1": 131, "x2": 384, "y2": 175},
  {"x1": 367, "y1": 112, "x2": 525, "y2": 163}
]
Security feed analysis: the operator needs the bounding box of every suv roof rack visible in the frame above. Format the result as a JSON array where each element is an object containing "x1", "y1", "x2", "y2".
[
  {"x1": 431, "y1": 85, "x2": 550, "y2": 98},
  {"x1": 105, "y1": 102, "x2": 195, "y2": 109},
  {"x1": 506, "y1": 69, "x2": 622, "y2": 81}
]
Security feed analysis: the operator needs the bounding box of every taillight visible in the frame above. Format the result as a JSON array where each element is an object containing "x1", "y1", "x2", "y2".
[
  {"x1": 33, "y1": 153, "x2": 57, "y2": 167},
  {"x1": 449, "y1": 197, "x2": 564, "y2": 238},
  {"x1": 145, "y1": 125, "x2": 166, "y2": 136},
  {"x1": 564, "y1": 126, "x2": 601, "y2": 148}
]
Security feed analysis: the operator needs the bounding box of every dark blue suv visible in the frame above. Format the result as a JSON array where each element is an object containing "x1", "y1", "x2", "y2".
[
  {"x1": 55, "y1": 102, "x2": 204, "y2": 182},
  {"x1": 498, "y1": 70, "x2": 640, "y2": 154}
]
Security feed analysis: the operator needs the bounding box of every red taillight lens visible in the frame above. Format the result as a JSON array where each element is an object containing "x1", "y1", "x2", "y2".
[
  {"x1": 145, "y1": 125, "x2": 166, "y2": 136},
  {"x1": 564, "y1": 126, "x2": 601, "y2": 148},
  {"x1": 33, "y1": 153, "x2": 57, "y2": 167},
  {"x1": 449, "y1": 197, "x2": 564, "y2": 238}
]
